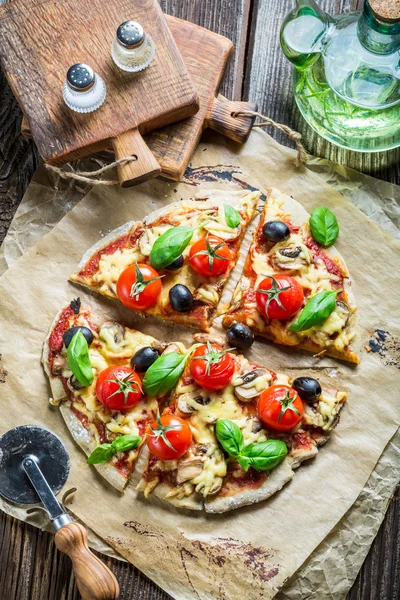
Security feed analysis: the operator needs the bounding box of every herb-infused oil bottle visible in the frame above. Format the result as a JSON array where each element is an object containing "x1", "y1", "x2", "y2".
[{"x1": 280, "y1": 0, "x2": 400, "y2": 151}]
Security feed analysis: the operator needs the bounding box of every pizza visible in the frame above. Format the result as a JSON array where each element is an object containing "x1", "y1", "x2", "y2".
[
  {"x1": 223, "y1": 188, "x2": 359, "y2": 363},
  {"x1": 70, "y1": 190, "x2": 259, "y2": 331},
  {"x1": 137, "y1": 336, "x2": 347, "y2": 512},
  {"x1": 42, "y1": 299, "x2": 187, "y2": 491}
]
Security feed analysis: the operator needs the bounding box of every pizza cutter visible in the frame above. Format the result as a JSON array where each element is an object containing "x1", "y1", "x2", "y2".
[{"x1": 0, "y1": 425, "x2": 119, "y2": 600}]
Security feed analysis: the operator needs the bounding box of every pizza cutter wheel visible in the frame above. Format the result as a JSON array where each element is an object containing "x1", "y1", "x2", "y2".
[{"x1": 0, "y1": 425, "x2": 119, "y2": 600}]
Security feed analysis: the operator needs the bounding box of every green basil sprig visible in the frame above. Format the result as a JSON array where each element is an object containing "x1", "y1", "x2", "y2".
[
  {"x1": 143, "y1": 351, "x2": 189, "y2": 397},
  {"x1": 237, "y1": 441, "x2": 288, "y2": 472},
  {"x1": 87, "y1": 434, "x2": 142, "y2": 464},
  {"x1": 149, "y1": 227, "x2": 194, "y2": 270},
  {"x1": 215, "y1": 419, "x2": 287, "y2": 472},
  {"x1": 224, "y1": 205, "x2": 241, "y2": 228},
  {"x1": 309, "y1": 206, "x2": 339, "y2": 247},
  {"x1": 289, "y1": 289, "x2": 341, "y2": 332},
  {"x1": 67, "y1": 330, "x2": 94, "y2": 387}
]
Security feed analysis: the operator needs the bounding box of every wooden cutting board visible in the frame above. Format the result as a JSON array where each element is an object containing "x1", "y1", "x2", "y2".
[
  {"x1": 21, "y1": 16, "x2": 257, "y2": 183},
  {"x1": 0, "y1": 0, "x2": 199, "y2": 186}
]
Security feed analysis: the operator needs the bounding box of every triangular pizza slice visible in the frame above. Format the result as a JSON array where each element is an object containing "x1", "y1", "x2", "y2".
[
  {"x1": 137, "y1": 337, "x2": 347, "y2": 512},
  {"x1": 223, "y1": 188, "x2": 359, "y2": 363},
  {"x1": 42, "y1": 300, "x2": 187, "y2": 491},
  {"x1": 70, "y1": 190, "x2": 259, "y2": 332}
]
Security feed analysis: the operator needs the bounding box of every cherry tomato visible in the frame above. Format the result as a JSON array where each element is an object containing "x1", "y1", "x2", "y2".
[
  {"x1": 256, "y1": 274, "x2": 304, "y2": 320},
  {"x1": 257, "y1": 384, "x2": 304, "y2": 432},
  {"x1": 190, "y1": 342, "x2": 235, "y2": 391},
  {"x1": 146, "y1": 414, "x2": 192, "y2": 460},
  {"x1": 96, "y1": 366, "x2": 143, "y2": 411},
  {"x1": 189, "y1": 235, "x2": 232, "y2": 278},
  {"x1": 116, "y1": 263, "x2": 163, "y2": 310}
]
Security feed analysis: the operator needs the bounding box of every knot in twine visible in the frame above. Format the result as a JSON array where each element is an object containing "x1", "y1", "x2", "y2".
[{"x1": 45, "y1": 111, "x2": 307, "y2": 185}]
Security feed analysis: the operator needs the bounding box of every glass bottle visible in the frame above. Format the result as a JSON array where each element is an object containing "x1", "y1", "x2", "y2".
[
  {"x1": 62, "y1": 64, "x2": 106, "y2": 113},
  {"x1": 111, "y1": 20, "x2": 155, "y2": 73},
  {"x1": 280, "y1": 0, "x2": 400, "y2": 152}
]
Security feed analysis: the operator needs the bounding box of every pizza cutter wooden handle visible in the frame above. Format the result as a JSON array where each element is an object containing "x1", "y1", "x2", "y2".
[
  {"x1": 205, "y1": 96, "x2": 257, "y2": 143},
  {"x1": 55, "y1": 522, "x2": 119, "y2": 600},
  {"x1": 112, "y1": 128, "x2": 161, "y2": 188}
]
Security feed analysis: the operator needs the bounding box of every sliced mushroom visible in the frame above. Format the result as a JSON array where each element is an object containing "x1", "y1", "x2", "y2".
[
  {"x1": 151, "y1": 340, "x2": 169, "y2": 352},
  {"x1": 335, "y1": 300, "x2": 351, "y2": 326},
  {"x1": 207, "y1": 477, "x2": 223, "y2": 496},
  {"x1": 51, "y1": 356, "x2": 65, "y2": 375},
  {"x1": 99, "y1": 321, "x2": 125, "y2": 345},
  {"x1": 233, "y1": 368, "x2": 272, "y2": 401},
  {"x1": 177, "y1": 391, "x2": 210, "y2": 414},
  {"x1": 271, "y1": 243, "x2": 311, "y2": 271},
  {"x1": 138, "y1": 230, "x2": 151, "y2": 256},
  {"x1": 192, "y1": 332, "x2": 227, "y2": 347},
  {"x1": 176, "y1": 458, "x2": 204, "y2": 484},
  {"x1": 251, "y1": 418, "x2": 264, "y2": 434},
  {"x1": 67, "y1": 375, "x2": 85, "y2": 392}
]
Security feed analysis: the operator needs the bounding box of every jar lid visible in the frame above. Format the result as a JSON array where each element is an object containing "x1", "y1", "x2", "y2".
[
  {"x1": 369, "y1": 0, "x2": 400, "y2": 23},
  {"x1": 66, "y1": 64, "x2": 95, "y2": 92},
  {"x1": 116, "y1": 20, "x2": 145, "y2": 49}
]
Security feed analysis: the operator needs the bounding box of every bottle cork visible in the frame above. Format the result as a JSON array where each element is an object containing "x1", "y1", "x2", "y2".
[{"x1": 369, "y1": 0, "x2": 400, "y2": 22}]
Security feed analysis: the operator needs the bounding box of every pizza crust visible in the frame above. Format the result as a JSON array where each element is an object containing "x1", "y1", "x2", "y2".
[{"x1": 204, "y1": 459, "x2": 294, "y2": 513}]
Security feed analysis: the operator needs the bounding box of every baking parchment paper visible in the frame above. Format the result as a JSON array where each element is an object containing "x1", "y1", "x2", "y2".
[{"x1": 0, "y1": 129, "x2": 399, "y2": 599}]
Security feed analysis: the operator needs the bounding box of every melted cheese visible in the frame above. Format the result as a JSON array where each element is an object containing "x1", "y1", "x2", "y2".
[
  {"x1": 95, "y1": 248, "x2": 143, "y2": 295},
  {"x1": 303, "y1": 391, "x2": 346, "y2": 431}
]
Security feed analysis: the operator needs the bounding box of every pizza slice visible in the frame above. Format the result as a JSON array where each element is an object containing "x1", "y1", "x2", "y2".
[
  {"x1": 42, "y1": 299, "x2": 187, "y2": 491},
  {"x1": 70, "y1": 190, "x2": 260, "y2": 332},
  {"x1": 223, "y1": 188, "x2": 359, "y2": 363},
  {"x1": 137, "y1": 337, "x2": 347, "y2": 512}
]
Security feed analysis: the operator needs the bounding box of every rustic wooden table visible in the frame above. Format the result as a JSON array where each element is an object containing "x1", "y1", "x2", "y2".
[{"x1": 0, "y1": 1, "x2": 399, "y2": 598}]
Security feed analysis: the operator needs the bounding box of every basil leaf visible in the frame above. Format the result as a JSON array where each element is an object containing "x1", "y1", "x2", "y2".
[
  {"x1": 289, "y1": 289, "x2": 340, "y2": 332},
  {"x1": 143, "y1": 352, "x2": 188, "y2": 397},
  {"x1": 224, "y1": 205, "x2": 241, "y2": 228},
  {"x1": 67, "y1": 330, "x2": 94, "y2": 387},
  {"x1": 239, "y1": 440, "x2": 288, "y2": 471},
  {"x1": 111, "y1": 434, "x2": 142, "y2": 453},
  {"x1": 149, "y1": 227, "x2": 194, "y2": 270},
  {"x1": 215, "y1": 419, "x2": 244, "y2": 457},
  {"x1": 309, "y1": 206, "x2": 339, "y2": 247},
  {"x1": 87, "y1": 444, "x2": 114, "y2": 465}
]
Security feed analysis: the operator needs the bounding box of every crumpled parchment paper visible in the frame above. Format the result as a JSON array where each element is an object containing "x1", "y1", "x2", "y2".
[{"x1": 0, "y1": 129, "x2": 399, "y2": 599}]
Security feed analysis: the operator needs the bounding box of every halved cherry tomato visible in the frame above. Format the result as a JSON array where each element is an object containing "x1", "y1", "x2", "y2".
[
  {"x1": 257, "y1": 384, "x2": 303, "y2": 432},
  {"x1": 256, "y1": 274, "x2": 304, "y2": 320},
  {"x1": 96, "y1": 366, "x2": 143, "y2": 411},
  {"x1": 190, "y1": 342, "x2": 235, "y2": 391},
  {"x1": 116, "y1": 263, "x2": 163, "y2": 310},
  {"x1": 146, "y1": 414, "x2": 192, "y2": 460},
  {"x1": 189, "y1": 234, "x2": 232, "y2": 278}
]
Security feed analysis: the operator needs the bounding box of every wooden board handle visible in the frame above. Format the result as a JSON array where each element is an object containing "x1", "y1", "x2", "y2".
[
  {"x1": 112, "y1": 129, "x2": 161, "y2": 187},
  {"x1": 205, "y1": 96, "x2": 257, "y2": 143},
  {"x1": 55, "y1": 522, "x2": 119, "y2": 600}
]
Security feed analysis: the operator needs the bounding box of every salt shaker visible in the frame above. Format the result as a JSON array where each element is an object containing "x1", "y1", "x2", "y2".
[
  {"x1": 111, "y1": 20, "x2": 155, "y2": 73},
  {"x1": 62, "y1": 64, "x2": 106, "y2": 113}
]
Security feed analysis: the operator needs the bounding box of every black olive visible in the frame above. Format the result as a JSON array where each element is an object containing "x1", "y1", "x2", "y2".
[
  {"x1": 63, "y1": 326, "x2": 94, "y2": 348},
  {"x1": 131, "y1": 346, "x2": 159, "y2": 372},
  {"x1": 169, "y1": 284, "x2": 194, "y2": 312},
  {"x1": 292, "y1": 377, "x2": 322, "y2": 404},
  {"x1": 226, "y1": 323, "x2": 255, "y2": 350},
  {"x1": 262, "y1": 220, "x2": 290, "y2": 243},
  {"x1": 166, "y1": 255, "x2": 184, "y2": 271}
]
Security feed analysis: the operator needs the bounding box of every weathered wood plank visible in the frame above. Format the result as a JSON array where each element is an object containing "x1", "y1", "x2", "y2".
[{"x1": 244, "y1": 0, "x2": 400, "y2": 184}]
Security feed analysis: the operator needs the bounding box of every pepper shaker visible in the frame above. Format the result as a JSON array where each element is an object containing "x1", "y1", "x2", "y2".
[
  {"x1": 62, "y1": 64, "x2": 106, "y2": 113},
  {"x1": 111, "y1": 20, "x2": 155, "y2": 73}
]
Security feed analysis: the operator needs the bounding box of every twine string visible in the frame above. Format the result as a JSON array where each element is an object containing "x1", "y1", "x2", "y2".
[
  {"x1": 44, "y1": 111, "x2": 307, "y2": 185},
  {"x1": 231, "y1": 110, "x2": 308, "y2": 167}
]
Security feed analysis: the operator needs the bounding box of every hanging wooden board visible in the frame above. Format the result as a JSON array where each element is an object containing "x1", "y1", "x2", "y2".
[
  {"x1": 21, "y1": 16, "x2": 256, "y2": 183},
  {"x1": 0, "y1": 0, "x2": 199, "y2": 186}
]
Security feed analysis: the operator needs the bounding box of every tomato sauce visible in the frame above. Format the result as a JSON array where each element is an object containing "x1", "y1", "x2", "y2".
[
  {"x1": 48, "y1": 306, "x2": 74, "y2": 354},
  {"x1": 78, "y1": 228, "x2": 144, "y2": 279},
  {"x1": 305, "y1": 238, "x2": 344, "y2": 282}
]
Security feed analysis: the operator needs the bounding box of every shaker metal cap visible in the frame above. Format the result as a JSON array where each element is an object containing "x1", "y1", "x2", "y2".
[
  {"x1": 116, "y1": 20, "x2": 145, "y2": 49},
  {"x1": 66, "y1": 64, "x2": 95, "y2": 92}
]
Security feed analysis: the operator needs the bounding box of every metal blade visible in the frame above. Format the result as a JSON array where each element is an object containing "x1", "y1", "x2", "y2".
[{"x1": 22, "y1": 456, "x2": 64, "y2": 520}]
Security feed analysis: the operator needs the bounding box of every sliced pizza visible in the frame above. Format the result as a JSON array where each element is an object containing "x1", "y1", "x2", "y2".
[
  {"x1": 223, "y1": 188, "x2": 359, "y2": 363},
  {"x1": 70, "y1": 190, "x2": 260, "y2": 332},
  {"x1": 137, "y1": 337, "x2": 347, "y2": 512},
  {"x1": 42, "y1": 299, "x2": 187, "y2": 491}
]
